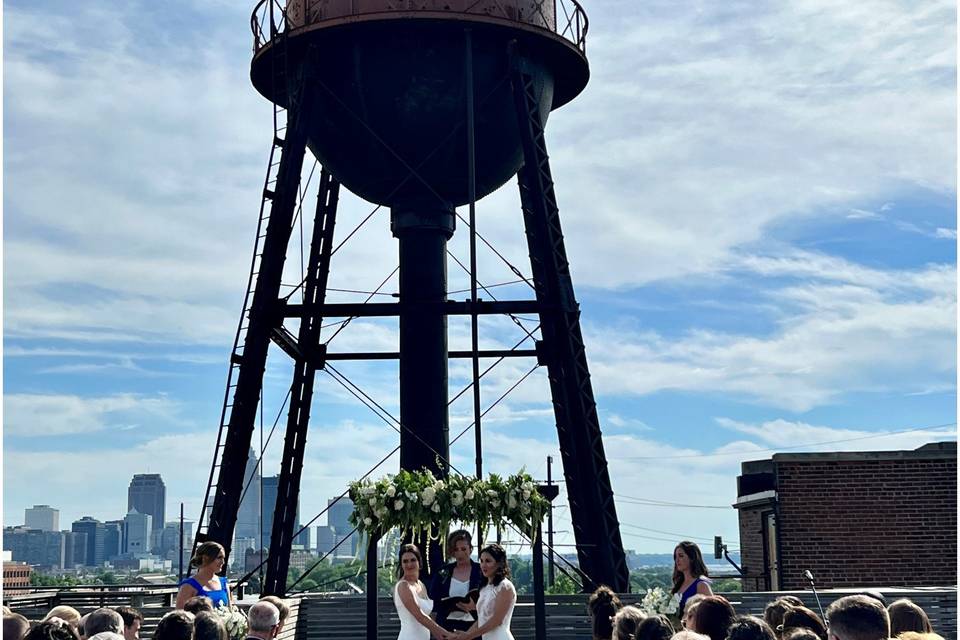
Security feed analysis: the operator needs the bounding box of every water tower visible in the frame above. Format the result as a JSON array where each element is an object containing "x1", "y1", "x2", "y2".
[{"x1": 196, "y1": 0, "x2": 630, "y2": 594}]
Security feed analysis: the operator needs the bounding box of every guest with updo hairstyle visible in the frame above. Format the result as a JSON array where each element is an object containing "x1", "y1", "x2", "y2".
[
  {"x1": 588, "y1": 585, "x2": 623, "y2": 640},
  {"x1": 764, "y1": 598, "x2": 803, "y2": 638},
  {"x1": 725, "y1": 615, "x2": 776, "y2": 640},
  {"x1": 691, "y1": 596, "x2": 736, "y2": 640},
  {"x1": 612, "y1": 605, "x2": 646, "y2": 640},
  {"x1": 888, "y1": 599, "x2": 933, "y2": 636},
  {"x1": 25, "y1": 620, "x2": 81, "y2": 640},
  {"x1": 780, "y1": 606, "x2": 826, "y2": 640},
  {"x1": 637, "y1": 613, "x2": 675, "y2": 640},
  {"x1": 176, "y1": 542, "x2": 230, "y2": 609},
  {"x1": 43, "y1": 607, "x2": 82, "y2": 633}
]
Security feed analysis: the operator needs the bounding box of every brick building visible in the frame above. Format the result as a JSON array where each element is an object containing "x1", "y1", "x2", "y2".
[
  {"x1": 3, "y1": 561, "x2": 33, "y2": 594},
  {"x1": 734, "y1": 441, "x2": 956, "y2": 591}
]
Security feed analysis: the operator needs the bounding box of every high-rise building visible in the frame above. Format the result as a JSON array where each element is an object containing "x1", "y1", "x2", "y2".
[
  {"x1": 316, "y1": 525, "x2": 336, "y2": 555},
  {"x1": 327, "y1": 497, "x2": 358, "y2": 554},
  {"x1": 260, "y1": 475, "x2": 306, "y2": 551},
  {"x1": 71, "y1": 517, "x2": 106, "y2": 567},
  {"x1": 3, "y1": 527, "x2": 65, "y2": 569},
  {"x1": 128, "y1": 474, "x2": 166, "y2": 532},
  {"x1": 103, "y1": 520, "x2": 124, "y2": 562},
  {"x1": 122, "y1": 510, "x2": 152, "y2": 555},
  {"x1": 235, "y1": 448, "x2": 262, "y2": 542},
  {"x1": 63, "y1": 531, "x2": 87, "y2": 569},
  {"x1": 24, "y1": 505, "x2": 59, "y2": 532}
]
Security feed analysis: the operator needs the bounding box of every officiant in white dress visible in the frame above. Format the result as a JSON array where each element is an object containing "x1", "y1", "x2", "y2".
[
  {"x1": 451, "y1": 543, "x2": 517, "y2": 640},
  {"x1": 394, "y1": 544, "x2": 452, "y2": 640}
]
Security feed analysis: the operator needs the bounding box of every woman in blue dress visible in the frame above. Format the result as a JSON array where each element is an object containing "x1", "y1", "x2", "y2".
[
  {"x1": 671, "y1": 541, "x2": 713, "y2": 615},
  {"x1": 176, "y1": 542, "x2": 231, "y2": 609}
]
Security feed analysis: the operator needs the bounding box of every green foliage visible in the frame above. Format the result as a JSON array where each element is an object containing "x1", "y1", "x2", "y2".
[
  {"x1": 712, "y1": 577, "x2": 742, "y2": 592},
  {"x1": 630, "y1": 567, "x2": 673, "y2": 592},
  {"x1": 30, "y1": 573, "x2": 81, "y2": 587}
]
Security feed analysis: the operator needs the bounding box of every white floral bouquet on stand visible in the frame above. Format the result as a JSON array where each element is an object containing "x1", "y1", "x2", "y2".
[
  {"x1": 212, "y1": 604, "x2": 249, "y2": 640},
  {"x1": 640, "y1": 587, "x2": 680, "y2": 616}
]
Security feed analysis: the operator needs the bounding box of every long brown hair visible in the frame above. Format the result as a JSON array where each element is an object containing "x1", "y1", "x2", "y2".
[
  {"x1": 888, "y1": 599, "x2": 933, "y2": 636},
  {"x1": 671, "y1": 541, "x2": 709, "y2": 594}
]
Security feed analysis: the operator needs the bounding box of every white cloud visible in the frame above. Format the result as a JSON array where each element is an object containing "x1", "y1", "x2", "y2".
[
  {"x1": 935, "y1": 227, "x2": 958, "y2": 239},
  {"x1": 3, "y1": 393, "x2": 180, "y2": 437}
]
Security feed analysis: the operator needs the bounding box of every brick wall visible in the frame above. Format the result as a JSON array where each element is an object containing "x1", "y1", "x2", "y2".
[
  {"x1": 775, "y1": 455, "x2": 957, "y2": 589},
  {"x1": 737, "y1": 505, "x2": 767, "y2": 591}
]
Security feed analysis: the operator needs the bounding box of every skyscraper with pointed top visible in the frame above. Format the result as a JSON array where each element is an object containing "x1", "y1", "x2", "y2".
[{"x1": 128, "y1": 473, "x2": 165, "y2": 533}]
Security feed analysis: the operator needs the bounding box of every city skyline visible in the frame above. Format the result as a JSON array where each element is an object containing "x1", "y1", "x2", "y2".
[{"x1": 4, "y1": 0, "x2": 956, "y2": 554}]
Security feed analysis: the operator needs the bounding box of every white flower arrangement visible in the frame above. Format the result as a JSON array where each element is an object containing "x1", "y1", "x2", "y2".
[
  {"x1": 640, "y1": 587, "x2": 680, "y2": 616},
  {"x1": 211, "y1": 604, "x2": 248, "y2": 640},
  {"x1": 348, "y1": 469, "x2": 549, "y2": 543}
]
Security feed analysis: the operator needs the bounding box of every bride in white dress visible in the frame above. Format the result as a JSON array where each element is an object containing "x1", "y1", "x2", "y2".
[
  {"x1": 394, "y1": 544, "x2": 452, "y2": 640},
  {"x1": 452, "y1": 543, "x2": 517, "y2": 640}
]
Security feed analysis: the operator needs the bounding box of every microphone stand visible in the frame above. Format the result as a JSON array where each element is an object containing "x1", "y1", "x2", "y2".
[{"x1": 805, "y1": 570, "x2": 826, "y2": 621}]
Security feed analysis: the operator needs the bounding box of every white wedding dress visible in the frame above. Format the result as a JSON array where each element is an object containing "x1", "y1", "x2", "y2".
[
  {"x1": 394, "y1": 580, "x2": 434, "y2": 640},
  {"x1": 476, "y1": 578, "x2": 517, "y2": 640}
]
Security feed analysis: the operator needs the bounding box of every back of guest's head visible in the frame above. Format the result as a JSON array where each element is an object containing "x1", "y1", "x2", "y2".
[
  {"x1": 887, "y1": 599, "x2": 933, "y2": 636},
  {"x1": 25, "y1": 620, "x2": 81, "y2": 640},
  {"x1": 248, "y1": 602, "x2": 280, "y2": 633},
  {"x1": 726, "y1": 615, "x2": 776, "y2": 640},
  {"x1": 155, "y1": 611, "x2": 195, "y2": 640},
  {"x1": 783, "y1": 629, "x2": 823, "y2": 640},
  {"x1": 612, "y1": 605, "x2": 646, "y2": 640},
  {"x1": 193, "y1": 612, "x2": 227, "y2": 640},
  {"x1": 826, "y1": 595, "x2": 890, "y2": 640},
  {"x1": 4, "y1": 613, "x2": 31, "y2": 640},
  {"x1": 43, "y1": 607, "x2": 81, "y2": 630},
  {"x1": 895, "y1": 633, "x2": 945, "y2": 640},
  {"x1": 183, "y1": 597, "x2": 215, "y2": 615},
  {"x1": 637, "y1": 613, "x2": 675, "y2": 640},
  {"x1": 782, "y1": 606, "x2": 826, "y2": 640},
  {"x1": 84, "y1": 609, "x2": 123, "y2": 637},
  {"x1": 673, "y1": 632, "x2": 712, "y2": 640},
  {"x1": 258, "y1": 596, "x2": 290, "y2": 627},
  {"x1": 692, "y1": 596, "x2": 736, "y2": 640},
  {"x1": 683, "y1": 595, "x2": 707, "y2": 631},
  {"x1": 764, "y1": 600, "x2": 794, "y2": 638},
  {"x1": 779, "y1": 597, "x2": 804, "y2": 607},
  {"x1": 88, "y1": 633, "x2": 124, "y2": 640},
  {"x1": 112, "y1": 608, "x2": 142, "y2": 629},
  {"x1": 588, "y1": 585, "x2": 622, "y2": 640}
]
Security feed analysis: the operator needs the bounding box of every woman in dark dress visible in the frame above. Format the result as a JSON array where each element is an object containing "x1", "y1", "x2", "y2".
[
  {"x1": 430, "y1": 530, "x2": 484, "y2": 634},
  {"x1": 671, "y1": 541, "x2": 713, "y2": 616}
]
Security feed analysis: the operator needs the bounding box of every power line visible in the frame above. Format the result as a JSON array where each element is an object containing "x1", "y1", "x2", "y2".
[
  {"x1": 617, "y1": 494, "x2": 730, "y2": 510},
  {"x1": 611, "y1": 422, "x2": 957, "y2": 461}
]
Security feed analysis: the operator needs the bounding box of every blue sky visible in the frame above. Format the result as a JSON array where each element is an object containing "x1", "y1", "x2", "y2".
[{"x1": 3, "y1": 0, "x2": 956, "y2": 555}]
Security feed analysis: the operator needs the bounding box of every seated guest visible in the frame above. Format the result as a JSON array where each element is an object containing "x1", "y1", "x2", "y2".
[
  {"x1": 825, "y1": 595, "x2": 890, "y2": 640},
  {"x1": 726, "y1": 616, "x2": 776, "y2": 640},
  {"x1": 896, "y1": 633, "x2": 945, "y2": 640},
  {"x1": 673, "y1": 632, "x2": 711, "y2": 640},
  {"x1": 87, "y1": 633, "x2": 124, "y2": 640},
  {"x1": 589, "y1": 585, "x2": 623, "y2": 640},
  {"x1": 193, "y1": 612, "x2": 227, "y2": 640},
  {"x1": 184, "y1": 598, "x2": 215, "y2": 615},
  {"x1": 887, "y1": 599, "x2": 933, "y2": 636},
  {"x1": 691, "y1": 596, "x2": 736, "y2": 640},
  {"x1": 113, "y1": 607, "x2": 142, "y2": 640},
  {"x1": 683, "y1": 595, "x2": 706, "y2": 630},
  {"x1": 612, "y1": 605, "x2": 646, "y2": 640},
  {"x1": 258, "y1": 596, "x2": 290, "y2": 634},
  {"x1": 4, "y1": 613, "x2": 32, "y2": 640},
  {"x1": 637, "y1": 614, "x2": 676, "y2": 640},
  {"x1": 781, "y1": 607, "x2": 826, "y2": 640},
  {"x1": 784, "y1": 629, "x2": 823, "y2": 640},
  {"x1": 25, "y1": 620, "x2": 81, "y2": 640},
  {"x1": 155, "y1": 611, "x2": 196, "y2": 640},
  {"x1": 764, "y1": 598, "x2": 804, "y2": 639},
  {"x1": 84, "y1": 609, "x2": 123, "y2": 638},
  {"x1": 43, "y1": 607, "x2": 82, "y2": 633},
  {"x1": 246, "y1": 602, "x2": 281, "y2": 640}
]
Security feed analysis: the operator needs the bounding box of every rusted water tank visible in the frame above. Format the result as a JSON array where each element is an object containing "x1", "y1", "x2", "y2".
[{"x1": 250, "y1": 0, "x2": 589, "y2": 208}]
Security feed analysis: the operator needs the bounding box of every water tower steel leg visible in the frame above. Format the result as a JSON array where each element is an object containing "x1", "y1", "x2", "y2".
[
  {"x1": 510, "y1": 65, "x2": 631, "y2": 592},
  {"x1": 392, "y1": 205, "x2": 454, "y2": 578},
  {"x1": 263, "y1": 170, "x2": 341, "y2": 596},
  {"x1": 205, "y1": 89, "x2": 313, "y2": 562}
]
